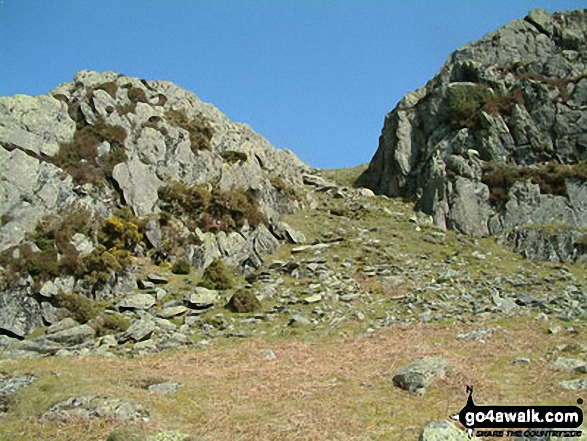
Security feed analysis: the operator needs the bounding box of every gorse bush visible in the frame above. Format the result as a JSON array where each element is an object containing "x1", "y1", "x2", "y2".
[{"x1": 165, "y1": 109, "x2": 214, "y2": 153}]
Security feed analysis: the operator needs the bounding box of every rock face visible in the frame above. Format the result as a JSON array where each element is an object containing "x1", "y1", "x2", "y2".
[
  {"x1": 0, "y1": 70, "x2": 311, "y2": 339},
  {"x1": 362, "y1": 9, "x2": 587, "y2": 258}
]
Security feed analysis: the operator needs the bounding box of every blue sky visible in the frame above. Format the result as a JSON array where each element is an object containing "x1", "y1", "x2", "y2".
[{"x1": 0, "y1": 1, "x2": 585, "y2": 169}]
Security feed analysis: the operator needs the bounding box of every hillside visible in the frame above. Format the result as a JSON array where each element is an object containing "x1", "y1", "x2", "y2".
[
  {"x1": 0, "y1": 10, "x2": 587, "y2": 441},
  {"x1": 360, "y1": 9, "x2": 587, "y2": 264}
]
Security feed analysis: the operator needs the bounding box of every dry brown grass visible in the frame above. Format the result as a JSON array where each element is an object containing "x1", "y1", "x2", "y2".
[{"x1": 1, "y1": 317, "x2": 584, "y2": 441}]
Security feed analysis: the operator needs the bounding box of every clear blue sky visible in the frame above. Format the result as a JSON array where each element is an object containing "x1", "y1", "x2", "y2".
[{"x1": 0, "y1": 1, "x2": 584, "y2": 169}]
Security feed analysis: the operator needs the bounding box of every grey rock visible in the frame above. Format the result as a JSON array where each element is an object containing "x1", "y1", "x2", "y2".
[
  {"x1": 502, "y1": 226, "x2": 587, "y2": 264},
  {"x1": 69, "y1": 233, "x2": 94, "y2": 257},
  {"x1": 549, "y1": 357, "x2": 587, "y2": 371},
  {"x1": 16, "y1": 337, "x2": 64, "y2": 355},
  {"x1": 148, "y1": 382, "x2": 180, "y2": 394},
  {"x1": 270, "y1": 221, "x2": 306, "y2": 244},
  {"x1": 185, "y1": 287, "x2": 219, "y2": 309},
  {"x1": 46, "y1": 324, "x2": 95, "y2": 346},
  {"x1": 419, "y1": 420, "x2": 476, "y2": 441},
  {"x1": 0, "y1": 285, "x2": 43, "y2": 339},
  {"x1": 156, "y1": 306, "x2": 188, "y2": 319},
  {"x1": 558, "y1": 379, "x2": 587, "y2": 391},
  {"x1": 361, "y1": 8, "x2": 587, "y2": 256},
  {"x1": 43, "y1": 395, "x2": 148, "y2": 423},
  {"x1": 147, "y1": 273, "x2": 169, "y2": 284},
  {"x1": 289, "y1": 315, "x2": 311, "y2": 327},
  {"x1": 46, "y1": 317, "x2": 80, "y2": 335},
  {"x1": 117, "y1": 293, "x2": 156, "y2": 310},
  {"x1": 39, "y1": 280, "x2": 58, "y2": 299},
  {"x1": 123, "y1": 319, "x2": 157, "y2": 343},
  {"x1": 112, "y1": 159, "x2": 163, "y2": 217},
  {"x1": 392, "y1": 357, "x2": 447, "y2": 394},
  {"x1": 137, "y1": 280, "x2": 156, "y2": 290},
  {"x1": 0, "y1": 374, "x2": 37, "y2": 396}
]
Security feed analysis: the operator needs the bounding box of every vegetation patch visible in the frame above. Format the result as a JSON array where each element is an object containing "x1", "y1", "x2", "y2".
[
  {"x1": 165, "y1": 109, "x2": 214, "y2": 153},
  {"x1": 199, "y1": 259, "x2": 234, "y2": 290},
  {"x1": 50, "y1": 116, "x2": 128, "y2": 186},
  {"x1": 171, "y1": 258, "x2": 191, "y2": 275},
  {"x1": 482, "y1": 161, "x2": 587, "y2": 204},
  {"x1": 226, "y1": 289, "x2": 261, "y2": 313},
  {"x1": 53, "y1": 292, "x2": 103, "y2": 324},
  {"x1": 158, "y1": 181, "x2": 266, "y2": 233},
  {"x1": 220, "y1": 150, "x2": 247, "y2": 164},
  {"x1": 92, "y1": 312, "x2": 131, "y2": 337},
  {"x1": 445, "y1": 83, "x2": 524, "y2": 130}
]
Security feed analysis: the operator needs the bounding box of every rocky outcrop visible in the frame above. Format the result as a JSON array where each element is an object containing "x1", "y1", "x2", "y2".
[
  {"x1": 362, "y1": 9, "x2": 587, "y2": 253},
  {"x1": 0, "y1": 70, "x2": 312, "y2": 340}
]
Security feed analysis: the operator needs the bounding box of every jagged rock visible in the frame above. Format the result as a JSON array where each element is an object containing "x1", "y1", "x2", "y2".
[
  {"x1": 46, "y1": 317, "x2": 80, "y2": 335},
  {"x1": 46, "y1": 324, "x2": 95, "y2": 345},
  {"x1": 270, "y1": 221, "x2": 306, "y2": 244},
  {"x1": 392, "y1": 357, "x2": 447, "y2": 394},
  {"x1": 117, "y1": 293, "x2": 156, "y2": 310},
  {"x1": 123, "y1": 319, "x2": 157, "y2": 343},
  {"x1": 558, "y1": 379, "x2": 587, "y2": 391},
  {"x1": 69, "y1": 233, "x2": 94, "y2": 257},
  {"x1": 0, "y1": 94, "x2": 75, "y2": 156},
  {"x1": 502, "y1": 226, "x2": 587, "y2": 263},
  {"x1": 0, "y1": 284, "x2": 43, "y2": 339},
  {"x1": 112, "y1": 160, "x2": 163, "y2": 216},
  {"x1": 43, "y1": 395, "x2": 148, "y2": 423},
  {"x1": 362, "y1": 9, "x2": 587, "y2": 256},
  {"x1": 549, "y1": 357, "x2": 587, "y2": 371}
]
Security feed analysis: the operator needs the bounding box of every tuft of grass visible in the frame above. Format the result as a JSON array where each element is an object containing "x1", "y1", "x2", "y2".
[
  {"x1": 171, "y1": 258, "x2": 191, "y2": 275},
  {"x1": 54, "y1": 292, "x2": 103, "y2": 324},
  {"x1": 199, "y1": 259, "x2": 234, "y2": 290}
]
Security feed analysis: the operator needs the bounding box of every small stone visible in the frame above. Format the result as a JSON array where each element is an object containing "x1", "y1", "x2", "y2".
[
  {"x1": 289, "y1": 315, "x2": 311, "y2": 327},
  {"x1": 548, "y1": 325, "x2": 563, "y2": 335},
  {"x1": 156, "y1": 306, "x2": 188, "y2": 319},
  {"x1": 117, "y1": 294, "x2": 156, "y2": 310},
  {"x1": 513, "y1": 357, "x2": 531, "y2": 365},
  {"x1": 302, "y1": 294, "x2": 322, "y2": 304},
  {"x1": 549, "y1": 357, "x2": 587, "y2": 371},
  {"x1": 392, "y1": 357, "x2": 447, "y2": 394},
  {"x1": 263, "y1": 350, "x2": 277, "y2": 360},
  {"x1": 558, "y1": 379, "x2": 587, "y2": 391},
  {"x1": 147, "y1": 273, "x2": 169, "y2": 285},
  {"x1": 148, "y1": 382, "x2": 180, "y2": 394},
  {"x1": 137, "y1": 280, "x2": 155, "y2": 290}
]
